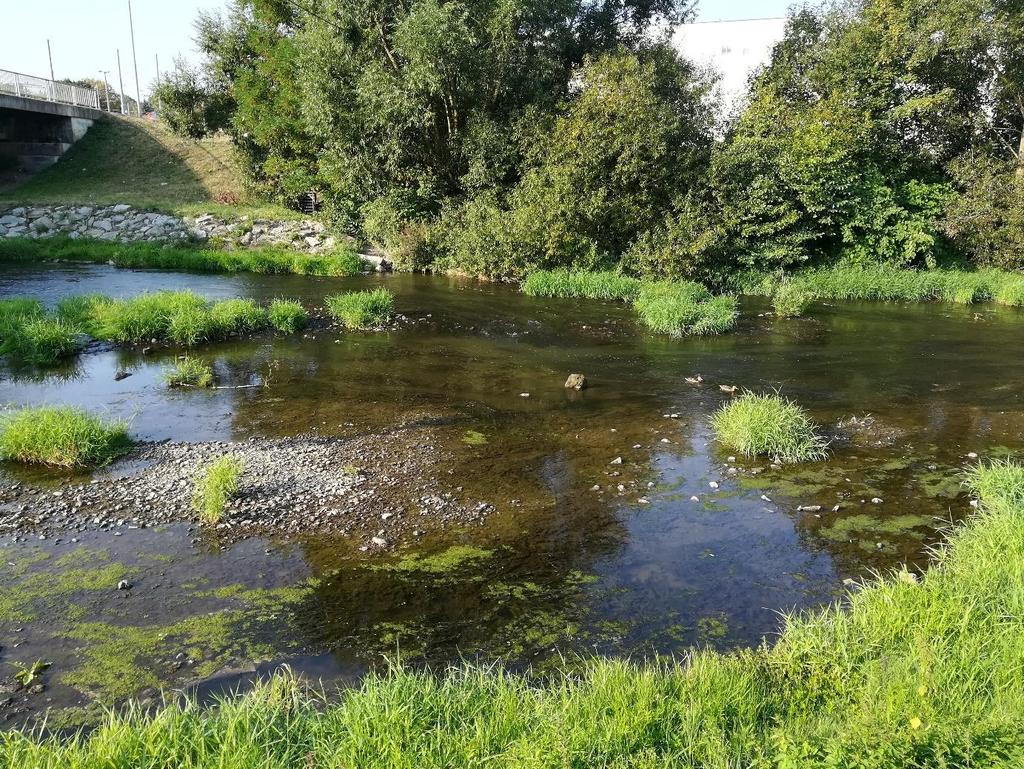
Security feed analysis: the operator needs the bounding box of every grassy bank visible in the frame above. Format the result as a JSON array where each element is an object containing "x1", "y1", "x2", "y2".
[
  {"x1": 0, "y1": 116, "x2": 295, "y2": 220},
  {"x1": 3, "y1": 462, "x2": 1022, "y2": 766},
  {"x1": 737, "y1": 264, "x2": 1024, "y2": 315},
  {"x1": 0, "y1": 237, "x2": 363, "y2": 278},
  {"x1": 523, "y1": 270, "x2": 738, "y2": 336}
]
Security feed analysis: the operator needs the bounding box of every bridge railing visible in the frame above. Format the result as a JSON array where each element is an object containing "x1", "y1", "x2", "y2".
[{"x1": 0, "y1": 69, "x2": 100, "y2": 110}]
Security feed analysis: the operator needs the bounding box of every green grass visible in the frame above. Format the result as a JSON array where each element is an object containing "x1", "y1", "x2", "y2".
[
  {"x1": 772, "y1": 282, "x2": 811, "y2": 317},
  {"x1": 165, "y1": 357, "x2": 215, "y2": 388},
  {"x1": 737, "y1": 264, "x2": 1024, "y2": 315},
  {"x1": 711, "y1": 391, "x2": 830, "y2": 463},
  {"x1": 268, "y1": 299, "x2": 308, "y2": 333},
  {"x1": 0, "y1": 317, "x2": 79, "y2": 365},
  {"x1": 632, "y1": 281, "x2": 738, "y2": 336},
  {"x1": 522, "y1": 270, "x2": 641, "y2": 301},
  {"x1": 0, "y1": 116, "x2": 297, "y2": 220},
  {"x1": 4, "y1": 459, "x2": 1024, "y2": 765},
  {"x1": 0, "y1": 406, "x2": 131, "y2": 468},
  {"x1": 325, "y1": 288, "x2": 395, "y2": 329},
  {"x1": 192, "y1": 455, "x2": 244, "y2": 524},
  {"x1": 0, "y1": 237, "x2": 363, "y2": 278}
]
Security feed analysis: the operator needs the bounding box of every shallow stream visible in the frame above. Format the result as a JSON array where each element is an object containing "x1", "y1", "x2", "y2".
[{"x1": 2, "y1": 264, "x2": 1022, "y2": 727}]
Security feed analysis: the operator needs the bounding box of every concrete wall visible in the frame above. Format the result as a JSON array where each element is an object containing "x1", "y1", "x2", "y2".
[{"x1": 0, "y1": 94, "x2": 100, "y2": 173}]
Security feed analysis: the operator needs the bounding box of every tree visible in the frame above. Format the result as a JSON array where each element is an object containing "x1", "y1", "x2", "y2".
[{"x1": 151, "y1": 58, "x2": 233, "y2": 139}]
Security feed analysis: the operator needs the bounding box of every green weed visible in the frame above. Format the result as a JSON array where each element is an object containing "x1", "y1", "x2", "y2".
[
  {"x1": 268, "y1": 299, "x2": 308, "y2": 333},
  {"x1": 0, "y1": 406, "x2": 131, "y2": 468},
  {"x1": 773, "y1": 282, "x2": 811, "y2": 317},
  {"x1": 192, "y1": 455, "x2": 244, "y2": 524},
  {"x1": 633, "y1": 281, "x2": 738, "y2": 336},
  {"x1": 325, "y1": 288, "x2": 395, "y2": 329},
  {"x1": 0, "y1": 317, "x2": 79, "y2": 365},
  {"x1": 711, "y1": 391, "x2": 830, "y2": 463},
  {"x1": 165, "y1": 357, "x2": 215, "y2": 388},
  {"x1": 522, "y1": 270, "x2": 641, "y2": 301}
]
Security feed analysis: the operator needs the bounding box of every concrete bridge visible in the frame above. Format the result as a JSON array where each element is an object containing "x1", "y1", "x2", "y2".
[{"x1": 0, "y1": 69, "x2": 103, "y2": 172}]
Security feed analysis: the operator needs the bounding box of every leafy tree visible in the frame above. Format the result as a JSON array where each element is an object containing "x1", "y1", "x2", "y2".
[{"x1": 152, "y1": 58, "x2": 233, "y2": 139}]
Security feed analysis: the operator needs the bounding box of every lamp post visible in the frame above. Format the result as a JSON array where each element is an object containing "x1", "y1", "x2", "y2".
[{"x1": 100, "y1": 70, "x2": 112, "y2": 112}]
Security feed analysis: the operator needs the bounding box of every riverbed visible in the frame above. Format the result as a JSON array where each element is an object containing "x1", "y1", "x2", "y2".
[{"x1": 2, "y1": 263, "x2": 1022, "y2": 728}]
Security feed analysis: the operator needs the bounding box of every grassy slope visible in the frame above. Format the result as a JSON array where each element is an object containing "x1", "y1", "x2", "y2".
[
  {"x1": 0, "y1": 116, "x2": 296, "y2": 220},
  {"x1": 2, "y1": 463, "x2": 1022, "y2": 767}
]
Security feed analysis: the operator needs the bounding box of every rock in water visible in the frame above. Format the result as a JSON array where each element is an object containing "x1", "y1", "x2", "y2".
[{"x1": 564, "y1": 373, "x2": 587, "y2": 390}]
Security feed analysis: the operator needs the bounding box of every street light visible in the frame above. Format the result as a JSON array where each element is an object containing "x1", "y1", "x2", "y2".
[{"x1": 100, "y1": 70, "x2": 112, "y2": 112}]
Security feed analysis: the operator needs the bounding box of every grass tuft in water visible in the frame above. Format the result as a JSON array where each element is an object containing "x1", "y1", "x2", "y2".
[
  {"x1": 711, "y1": 391, "x2": 830, "y2": 463},
  {"x1": 772, "y1": 282, "x2": 811, "y2": 317},
  {"x1": 165, "y1": 357, "x2": 215, "y2": 388},
  {"x1": 268, "y1": 299, "x2": 308, "y2": 333},
  {"x1": 192, "y1": 455, "x2": 244, "y2": 524},
  {"x1": 0, "y1": 317, "x2": 79, "y2": 365},
  {"x1": 325, "y1": 288, "x2": 395, "y2": 330},
  {"x1": 0, "y1": 406, "x2": 131, "y2": 468},
  {"x1": 633, "y1": 281, "x2": 738, "y2": 336},
  {"x1": 522, "y1": 270, "x2": 641, "y2": 301},
  {"x1": 6, "y1": 460, "x2": 1024, "y2": 766}
]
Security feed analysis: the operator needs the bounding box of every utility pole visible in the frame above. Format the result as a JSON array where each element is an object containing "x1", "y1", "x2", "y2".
[
  {"x1": 100, "y1": 70, "x2": 112, "y2": 112},
  {"x1": 128, "y1": 0, "x2": 142, "y2": 117},
  {"x1": 154, "y1": 54, "x2": 162, "y2": 113},
  {"x1": 116, "y1": 49, "x2": 127, "y2": 115},
  {"x1": 46, "y1": 39, "x2": 55, "y2": 80}
]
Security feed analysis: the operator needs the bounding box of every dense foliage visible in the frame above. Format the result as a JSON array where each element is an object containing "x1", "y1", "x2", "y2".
[{"x1": 169, "y1": 0, "x2": 1024, "y2": 278}]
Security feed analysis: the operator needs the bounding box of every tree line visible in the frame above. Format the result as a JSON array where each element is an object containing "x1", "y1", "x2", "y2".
[{"x1": 153, "y1": 0, "x2": 1024, "y2": 281}]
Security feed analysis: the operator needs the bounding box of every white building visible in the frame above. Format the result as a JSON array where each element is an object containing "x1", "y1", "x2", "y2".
[{"x1": 674, "y1": 17, "x2": 789, "y2": 115}]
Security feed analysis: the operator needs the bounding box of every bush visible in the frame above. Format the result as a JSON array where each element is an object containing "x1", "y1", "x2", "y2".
[
  {"x1": 632, "y1": 281, "x2": 737, "y2": 336},
  {"x1": 0, "y1": 406, "x2": 131, "y2": 467},
  {"x1": 165, "y1": 357, "x2": 215, "y2": 388},
  {"x1": 325, "y1": 288, "x2": 395, "y2": 330},
  {"x1": 268, "y1": 299, "x2": 308, "y2": 333},
  {"x1": 521, "y1": 270, "x2": 641, "y2": 301},
  {"x1": 192, "y1": 455, "x2": 244, "y2": 523},
  {"x1": 772, "y1": 283, "x2": 811, "y2": 317},
  {"x1": 711, "y1": 391, "x2": 829, "y2": 463}
]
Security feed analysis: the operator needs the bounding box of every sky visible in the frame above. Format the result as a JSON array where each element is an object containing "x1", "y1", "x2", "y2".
[{"x1": 1, "y1": 1, "x2": 795, "y2": 101}]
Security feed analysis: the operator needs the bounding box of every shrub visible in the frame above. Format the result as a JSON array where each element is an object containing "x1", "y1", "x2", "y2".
[
  {"x1": 325, "y1": 288, "x2": 395, "y2": 329},
  {"x1": 0, "y1": 406, "x2": 131, "y2": 467},
  {"x1": 772, "y1": 282, "x2": 811, "y2": 317},
  {"x1": 165, "y1": 357, "x2": 215, "y2": 388},
  {"x1": 711, "y1": 391, "x2": 829, "y2": 463},
  {"x1": 0, "y1": 318, "x2": 79, "y2": 365},
  {"x1": 268, "y1": 299, "x2": 308, "y2": 333},
  {"x1": 192, "y1": 455, "x2": 244, "y2": 523},
  {"x1": 632, "y1": 281, "x2": 737, "y2": 336},
  {"x1": 521, "y1": 270, "x2": 641, "y2": 301}
]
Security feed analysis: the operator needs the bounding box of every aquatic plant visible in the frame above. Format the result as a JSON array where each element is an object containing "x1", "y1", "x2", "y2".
[
  {"x1": 0, "y1": 298, "x2": 44, "y2": 337},
  {"x1": 711, "y1": 391, "x2": 830, "y2": 463},
  {"x1": 772, "y1": 282, "x2": 811, "y2": 317},
  {"x1": 165, "y1": 357, "x2": 215, "y2": 388},
  {"x1": 268, "y1": 299, "x2": 308, "y2": 333},
  {"x1": 737, "y1": 264, "x2": 1024, "y2": 308},
  {"x1": 325, "y1": 288, "x2": 395, "y2": 329},
  {"x1": 0, "y1": 237, "x2": 364, "y2": 278},
  {"x1": 0, "y1": 406, "x2": 131, "y2": 468},
  {"x1": 632, "y1": 281, "x2": 738, "y2": 336},
  {"x1": 0, "y1": 317, "x2": 79, "y2": 365},
  {"x1": 522, "y1": 270, "x2": 641, "y2": 302},
  {"x1": 13, "y1": 660, "x2": 50, "y2": 687},
  {"x1": 193, "y1": 455, "x2": 245, "y2": 523},
  {"x1": 209, "y1": 298, "x2": 268, "y2": 335},
  {"x1": 4, "y1": 460, "x2": 1024, "y2": 766}
]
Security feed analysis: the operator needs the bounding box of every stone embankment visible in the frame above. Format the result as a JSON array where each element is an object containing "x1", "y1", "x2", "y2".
[{"x1": 0, "y1": 204, "x2": 346, "y2": 253}]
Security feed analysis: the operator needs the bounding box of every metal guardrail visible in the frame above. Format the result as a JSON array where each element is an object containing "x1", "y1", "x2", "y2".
[{"x1": 0, "y1": 68, "x2": 100, "y2": 110}]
